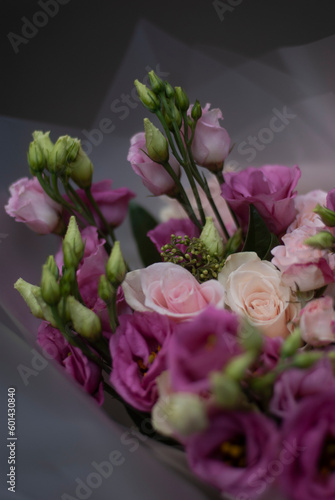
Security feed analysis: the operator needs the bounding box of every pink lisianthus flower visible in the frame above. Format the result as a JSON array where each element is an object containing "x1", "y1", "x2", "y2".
[
  {"x1": 5, "y1": 177, "x2": 62, "y2": 234},
  {"x1": 190, "y1": 103, "x2": 231, "y2": 172},
  {"x1": 326, "y1": 187, "x2": 335, "y2": 212},
  {"x1": 221, "y1": 165, "x2": 301, "y2": 236},
  {"x1": 299, "y1": 296, "x2": 335, "y2": 346},
  {"x1": 270, "y1": 358, "x2": 335, "y2": 419},
  {"x1": 271, "y1": 225, "x2": 335, "y2": 292},
  {"x1": 37, "y1": 321, "x2": 104, "y2": 404},
  {"x1": 280, "y1": 392, "x2": 335, "y2": 500},
  {"x1": 127, "y1": 132, "x2": 180, "y2": 196},
  {"x1": 287, "y1": 190, "x2": 327, "y2": 232},
  {"x1": 109, "y1": 312, "x2": 175, "y2": 412},
  {"x1": 167, "y1": 307, "x2": 241, "y2": 395},
  {"x1": 147, "y1": 218, "x2": 200, "y2": 253},
  {"x1": 185, "y1": 408, "x2": 279, "y2": 500},
  {"x1": 64, "y1": 180, "x2": 135, "y2": 229},
  {"x1": 122, "y1": 262, "x2": 225, "y2": 322}
]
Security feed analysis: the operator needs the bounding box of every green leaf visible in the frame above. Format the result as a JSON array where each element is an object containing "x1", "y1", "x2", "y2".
[
  {"x1": 129, "y1": 202, "x2": 161, "y2": 267},
  {"x1": 242, "y1": 205, "x2": 279, "y2": 260}
]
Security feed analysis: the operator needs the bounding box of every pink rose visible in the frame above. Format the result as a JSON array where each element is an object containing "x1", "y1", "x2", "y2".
[
  {"x1": 127, "y1": 132, "x2": 180, "y2": 196},
  {"x1": 288, "y1": 190, "x2": 327, "y2": 232},
  {"x1": 218, "y1": 252, "x2": 298, "y2": 338},
  {"x1": 5, "y1": 177, "x2": 62, "y2": 234},
  {"x1": 122, "y1": 262, "x2": 225, "y2": 321},
  {"x1": 221, "y1": 165, "x2": 301, "y2": 235},
  {"x1": 300, "y1": 296, "x2": 335, "y2": 346},
  {"x1": 190, "y1": 103, "x2": 231, "y2": 172},
  {"x1": 271, "y1": 225, "x2": 335, "y2": 292}
]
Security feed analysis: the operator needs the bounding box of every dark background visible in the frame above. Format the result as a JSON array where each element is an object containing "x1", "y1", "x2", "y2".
[{"x1": 1, "y1": 0, "x2": 335, "y2": 128}]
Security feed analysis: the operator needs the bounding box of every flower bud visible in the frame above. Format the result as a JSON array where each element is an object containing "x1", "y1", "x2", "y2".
[
  {"x1": 48, "y1": 135, "x2": 80, "y2": 173},
  {"x1": 62, "y1": 241, "x2": 78, "y2": 269},
  {"x1": 60, "y1": 267, "x2": 76, "y2": 296},
  {"x1": 314, "y1": 204, "x2": 335, "y2": 227},
  {"x1": 224, "y1": 351, "x2": 257, "y2": 381},
  {"x1": 32, "y1": 131, "x2": 54, "y2": 156},
  {"x1": 199, "y1": 216, "x2": 224, "y2": 258},
  {"x1": 148, "y1": 70, "x2": 165, "y2": 94},
  {"x1": 41, "y1": 264, "x2": 61, "y2": 305},
  {"x1": 210, "y1": 372, "x2": 242, "y2": 408},
  {"x1": 27, "y1": 141, "x2": 45, "y2": 174},
  {"x1": 14, "y1": 278, "x2": 44, "y2": 319},
  {"x1": 46, "y1": 255, "x2": 59, "y2": 280},
  {"x1": 144, "y1": 118, "x2": 169, "y2": 163},
  {"x1": 304, "y1": 230, "x2": 335, "y2": 250},
  {"x1": 106, "y1": 241, "x2": 127, "y2": 287},
  {"x1": 292, "y1": 351, "x2": 323, "y2": 369},
  {"x1": 134, "y1": 80, "x2": 160, "y2": 112},
  {"x1": 98, "y1": 274, "x2": 114, "y2": 303},
  {"x1": 224, "y1": 228, "x2": 243, "y2": 256},
  {"x1": 68, "y1": 145, "x2": 94, "y2": 189},
  {"x1": 239, "y1": 320, "x2": 264, "y2": 352},
  {"x1": 174, "y1": 86, "x2": 189, "y2": 112},
  {"x1": 280, "y1": 328, "x2": 303, "y2": 358},
  {"x1": 169, "y1": 102, "x2": 182, "y2": 129},
  {"x1": 67, "y1": 296, "x2": 102, "y2": 341},
  {"x1": 164, "y1": 81, "x2": 174, "y2": 99},
  {"x1": 191, "y1": 100, "x2": 202, "y2": 121},
  {"x1": 63, "y1": 216, "x2": 85, "y2": 266}
]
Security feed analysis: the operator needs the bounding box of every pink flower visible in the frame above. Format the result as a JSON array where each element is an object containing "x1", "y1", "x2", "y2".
[
  {"x1": 127, "y1": 132, "x2": 180, "y2": 196},
  {"x1": 167, "y1": 307, "x2": 240, "y2": 395},
  {"x1": 190, "y1": 103, "x2": 231, "y2": 172},
  {"x1": 185, "y1": 409, "x2": 279, "y2": 500},
  {"x1": 147, "y1": 218, "x2": 200, "y2": 253},
  {"x1": 65, "y1": 180, "x2": 135, "y2": 229},
  {"x1": 37, "y1": 322, "x2": 104, "y2": 404},
  {"x1": 327, "y1": 187, "x2": 335, "y2": 212},
  {"x1": 299, "y1": 296, "x2": 335, "y2": 346},
  {"x1": 221, "y1": 165, "x2": 301, "y2": 235},
  {"x1": 109, "y1": 312, "x2": 175, "y2": 411},
  {"x1": 288, "y1": 190, "x2": 327, "y2": 232},
  {"x1": 122, "y1": 262, "x2": 225, "y2": 321},
  {"x1": 271, "y1": 225, "x2": 335, "y2": 292},
  {"x1": 218, "y1": 252, "x2": 298, "y2": 338},
  {"x1": 5, "y1": 177, "x2": 62, "y2": 234}
]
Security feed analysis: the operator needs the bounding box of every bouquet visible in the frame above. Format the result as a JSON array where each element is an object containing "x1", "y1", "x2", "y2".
[{"x1": 5, "y1": 69, "x2": 335, "y2": 500}]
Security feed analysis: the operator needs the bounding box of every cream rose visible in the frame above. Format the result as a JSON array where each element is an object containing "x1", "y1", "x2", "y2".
[{"x1": 218, "y1": 252, "x2": 298, "y2": 338}]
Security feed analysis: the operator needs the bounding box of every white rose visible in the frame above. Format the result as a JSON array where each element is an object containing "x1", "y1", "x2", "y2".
[{"x1": 218, "y1": 252, "x2": 299, "y2": 338}]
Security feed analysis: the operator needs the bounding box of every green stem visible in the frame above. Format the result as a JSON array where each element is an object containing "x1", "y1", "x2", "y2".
[
  {"x1": 85, "y1": 187, "x2": 116, "y2": 244},
  {"x1": 156, "y1": 109, "x2": 184, "y2": 165},
  {"x1": 215, "y1": 170, "x2": 240, "y2": 229}
]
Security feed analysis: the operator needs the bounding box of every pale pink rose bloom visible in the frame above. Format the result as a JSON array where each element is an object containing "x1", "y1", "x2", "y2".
[
  {"x1": 122, "y1": 262, "x2": 225, "y2": 322},
  {"x1": 287, "y1": 189, "x2": 327, "y2": 232},
  {"x1": 271, "y1": 225, "x2": 335, "y2": 292},
  {"x1": 218, "y1": 252, "x2": 298, "y2": 338},
  {"x1": 160, "y1": 175, "x2": 236, "y2": 239},
  {"x1": 5, "y1": 177, "x2": 62, "y2": 234},
  {"x1": 190, "y1": 103, "x2": 231, "y2": 172},
  {"x1": 127, "y1": 132, "x2": 180, "y2": 196},
  {"x1": 300, "y1": 296, "x2": 335, "y2": 346}
]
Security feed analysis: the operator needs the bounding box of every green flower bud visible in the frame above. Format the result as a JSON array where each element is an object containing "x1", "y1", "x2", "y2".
[
  {"x1": 170, "y1": 102, "x2": 182, "y2": 129},
  {"x1": 174, "y1": 87, "x2": 189, "y2": 112},
  {"x1": 280, "y1": 328, "x2": 303, "y2": 358},
  {"x1": 191, "y1": 100, "x2": 202, "y2": 121},
  {"x1": 68, "y1": 145, "x2": 94, "y2": 189},
  {"x1": 67, "y1": 296, "x2": 101, "y2": 341},
  {"x1": 41, "y1": 264, "x2": 61, "y2": 305},
  {"x1": 98, "y1": 275, "x2": 114, "y2": 303},
  {"x1": 46, "y1": 255, "x2": 59, "y2": 280},
  {"x1": 210, "y1": 372, "x2": 242, "y2": 408},
  {"x1": 63, "y1": 216, "x2": 85, "y2": 266},
  {"x1": 314, "y1": 204, "x2": 335, "y2": 227},
  {"x1": 199, "y1": 217, "x2": 224, "y2": 258},
  {"x1": 60, "y1": 267, "x2": 76, "y2": 296},
  {"x1": 31, "y1": 287, "x2": 58, "y2": 327},
  {"x1": 48, "y1": 135, "x2": 80, "y2": 173},
  {"x1": 239, "y1": 321, "x2": 264, "y2": 353},
  {"x1": 14, "y1": 278, "x2": 44, "y2": 319},
  {"x1": 27, "y1": 141, "x2": 45, "y2": 174},
  {"x1": 224, "y1": 228, "x2": 243, "y2": 256},
  {"x1": 144, "y1": 118, "x2": 169, "y2": 163},
  {"x1": 32, "y1": 131, "x2": 54, "y2": 156},
  {"x1": 134, "y1": 80, "x2": 160, "y2": 112},
  {"x1": 224, "y1": 351, "x2": 257, "y2": 381},
  {"x1": 164, "y1": 81, "x2": 175, "y2": 99},
  {"x1": 292, "y1": 351, "x2": 324, "y2": 369},
  {"x1": 148, "y1": 70, "x2": 165, "y2": 94},
  {"x1": 304, "y1": 231, "x2": 335, "y2": 250},
  {"x1": 62, "y1": 241, "x2": 78, "y2": 269},
  {"x1": 106, "y1": 241, "x2": 127, "y2": 287},
  {"x1": 249, "y1": 372, "x2": 276, "y2": 396}
]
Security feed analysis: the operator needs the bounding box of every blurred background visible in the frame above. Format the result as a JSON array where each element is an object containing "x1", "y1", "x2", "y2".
[{"x1": 1, "y1": 1, "x2": 335, "y2": 498}]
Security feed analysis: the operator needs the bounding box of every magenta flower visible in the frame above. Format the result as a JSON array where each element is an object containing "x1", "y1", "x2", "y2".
[
  {"x1": 147, "y1": 218, "x2": 200, "y2": 253},
  {"x1": 37, "y1": 321, "x2": 104, "y2": 404},
  {"x1": 109, "y1": 311, "x2": 175, "y2": 412},
  {"x1": 190, "y1": 103, "x2": 231, "y2": 172},
  {"x1": 327, "y1": 187, "x2": 335, "y2": 212},
  {"x1": 167, "y1": 307, "x2": 240, "y2": 395},
  {"x1": 221, "y1": 165, "x2": 301, "y2": 235},
  {"x1": 280, "y1": 392, "x2": 335, "y2": 500},
  {"x1": 127, "y1": 132, "x2": 180, "y2": 196},
  {"x1": 300, "y1": 296, "x2": 335, "y2": 346},
  {"x1": 185, "y1": 409, "x2": 278, "y2": 499},
  {"x1": 5, "y1": 177, "x2": 62, "y2": 234},
  {"x1": 270, "y1": 358, "x2": 335, "y2": 419}
]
